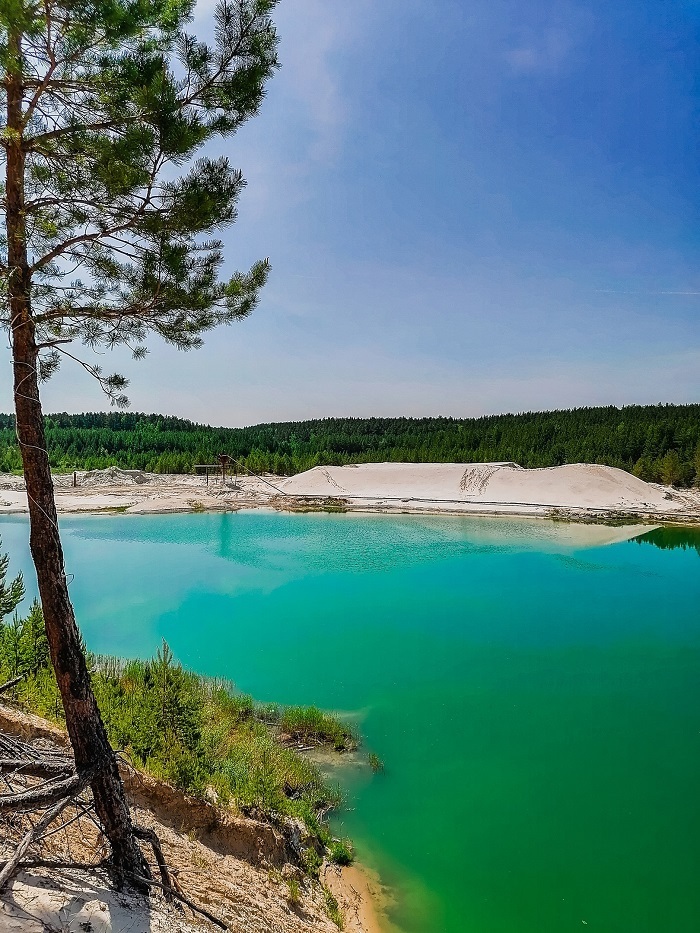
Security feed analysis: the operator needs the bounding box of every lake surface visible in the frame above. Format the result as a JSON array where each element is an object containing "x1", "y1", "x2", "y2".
[{"x1": 1, "y1": 512, "x2": 699, "y2": 933}]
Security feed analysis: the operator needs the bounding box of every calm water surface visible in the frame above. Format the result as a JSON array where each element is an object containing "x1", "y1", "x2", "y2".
[{"x1": 1, "y1": 512, "x2": 699, "y2": 933}]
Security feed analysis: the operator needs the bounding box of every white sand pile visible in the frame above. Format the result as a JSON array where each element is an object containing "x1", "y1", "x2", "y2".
[
  {"x1": 53, "y1": 467, "x2": 178, "y2": 487},
  {"x1": 78, "y1": 466, "x2": 160, "y2": 486},
  {"x1": 280, "y1": 462, "x2": 682, "y2": 512},
  {"x1": 0, "y1": 473, "x2": 25, "y2": 490}
]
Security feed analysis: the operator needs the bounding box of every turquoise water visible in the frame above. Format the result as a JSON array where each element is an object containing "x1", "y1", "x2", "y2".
[{"x1": 1, "y1": 512, "x2": 699, "y2": 933}]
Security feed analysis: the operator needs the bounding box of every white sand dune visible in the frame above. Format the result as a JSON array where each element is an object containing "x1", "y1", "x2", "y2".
[
  {"x1": 280, "y1": 462, "x2": 686, "y2": 513},
  {"x1": 0, "y1": 462, "x2": 696, "y2": 521}
]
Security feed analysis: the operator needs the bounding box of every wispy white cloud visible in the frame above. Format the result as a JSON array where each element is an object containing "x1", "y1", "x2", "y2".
[
  {"x1": 189, "y1": 0, "x2": 372, "y2": 232},
  {"x1": 195, "y1": 0, "x2": 364, "y2": 162},
  {"x1": 277, "y1": 0, "x2": 352, "y2": 161},
  {"x1": 502, "y1": 4, "x2": 593, "y2": 77},
  {"x1": 504, "y1": 27, "x2": 574, "y2": 75}
]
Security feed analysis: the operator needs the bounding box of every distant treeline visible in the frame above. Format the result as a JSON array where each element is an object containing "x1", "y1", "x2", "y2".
[{"x1": 0, "y1": 404, "x2": 698, "y2": 485}]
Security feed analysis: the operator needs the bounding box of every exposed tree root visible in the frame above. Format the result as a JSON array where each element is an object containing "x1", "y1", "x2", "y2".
[
  {"x1": 134, "y1": 824, "x2": 174, "y2": 900},
  {"x1": 132, "y1": 872, "x2": 229, "y2": 929},
  {"x1": 0, "y1": 730, "x2": 228, "y2": 929},
  {"x1": 23, "y1": 856, "x2": 109, "y2": 871}
]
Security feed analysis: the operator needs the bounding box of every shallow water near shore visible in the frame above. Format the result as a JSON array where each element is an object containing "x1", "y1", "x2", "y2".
[{"x1": 1, "y1": 511, "x2": 699, "y2": 933}]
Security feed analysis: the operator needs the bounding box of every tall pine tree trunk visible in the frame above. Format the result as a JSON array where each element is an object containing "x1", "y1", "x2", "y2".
[{"x1": 5, "y1": 29, "x2": 148, "y2": 888}]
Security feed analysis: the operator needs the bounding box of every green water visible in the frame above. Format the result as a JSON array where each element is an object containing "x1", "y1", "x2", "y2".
[{"x1": 1, "y1": 512, "x2": 699, "y2": 933}]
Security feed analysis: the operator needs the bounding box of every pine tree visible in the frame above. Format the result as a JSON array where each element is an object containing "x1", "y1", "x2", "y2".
[
  {"x1": 1, "y1": 0, "x2": 278, "y2": 885},
  {"x1": 660, "y1": 450, "x2": 682, "y2": 487},
  {"x1": 0, "y1": 538, "x2": 26, "y2": 683},
  {"x1": 0, "y1": 544, "x2": 24, "y2": 619}
]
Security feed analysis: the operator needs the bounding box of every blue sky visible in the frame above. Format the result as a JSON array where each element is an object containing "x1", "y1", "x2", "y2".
[{"x1": 15, "y1": 0, "x2": 700, "y2": 425}]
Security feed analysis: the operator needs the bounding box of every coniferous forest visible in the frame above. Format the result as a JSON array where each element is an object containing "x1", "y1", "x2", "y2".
[{"x1": 0, "y1": 403, "x2": 698, "y2": 485}]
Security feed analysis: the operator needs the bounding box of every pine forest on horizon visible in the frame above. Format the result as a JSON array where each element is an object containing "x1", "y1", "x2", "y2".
[{"x1": 0, "y1": 403, "x2": 698, "y2": 486}]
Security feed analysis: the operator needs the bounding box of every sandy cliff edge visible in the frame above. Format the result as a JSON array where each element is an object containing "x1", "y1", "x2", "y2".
[{"x1": 0, "y1": 704, "x2": 386, "y2": 933}]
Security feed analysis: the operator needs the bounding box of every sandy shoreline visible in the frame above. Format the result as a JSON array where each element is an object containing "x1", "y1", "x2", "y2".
[
  {"x1": 0, "y1": 704, "x2": 385, "y2": 933},
  {"x1": 0, "y1": 462, "x2": 697, "y2": 525},
  {"x1": 323, "y1": 861, "x2": 392, "y2": 933}
]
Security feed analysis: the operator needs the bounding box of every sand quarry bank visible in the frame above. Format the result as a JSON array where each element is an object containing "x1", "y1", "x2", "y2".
[
  {"x1": 0, "y1": 461, "x2": 697, "y2": 522},
  {"x1": 0, "y1": 706, "x2": 385, "y2": 933}
]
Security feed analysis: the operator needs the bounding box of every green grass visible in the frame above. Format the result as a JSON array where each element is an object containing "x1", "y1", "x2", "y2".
[
  {"x1": 277, "y1": 705, "x2": 358, "y2": 751},
  {"x1": 276, "y1": 497, "x2": 349, "y2": 514},
  {"x1": 287, "y1": 877, "x2": 302, "y2": 905},
  {"x1": 324, "y1": 886, "x2": 345, "y2": 929},
  {"x1": 368, "y1": 752, "x2": 385, "y2": 774}
]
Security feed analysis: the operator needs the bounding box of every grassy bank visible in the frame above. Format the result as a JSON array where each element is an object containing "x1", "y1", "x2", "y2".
[{"x1": 0, "y1": 603, "x2": 358, "y2": 863}]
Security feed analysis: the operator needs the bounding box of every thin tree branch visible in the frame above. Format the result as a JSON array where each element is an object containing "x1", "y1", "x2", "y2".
[
  {"x1": 0, "y1": 772, "x2": 82, "y2": 813},
  {"x1": 0, "y1": 792, "x2": 77, "y2": 890},
  {"x1": 0, "y1": 674, "x2": 26, "y2": 695}
]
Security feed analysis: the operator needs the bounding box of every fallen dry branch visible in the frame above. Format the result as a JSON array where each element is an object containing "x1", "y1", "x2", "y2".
[
  {"x1": 0, "y1": 731, "x2": 44, "y2": 759},
  {"x1": 132, "y1": 871, "x2": 229, "y2": 930},
  {"x1": 0, "y1": 757, "x2": 75, "y2": 778},
  {"x1": 0, "y1": 674, "x2": 27, "y2": 695},
  {"x1": 40, "y1": 797, "x2": 101, "y2": 842},
  {"x1": 0, "y1": 792, "x2": 79, "y2": 890},
  {"x1": 0, "y1": 771, "x2": 83, "y2": 812}
]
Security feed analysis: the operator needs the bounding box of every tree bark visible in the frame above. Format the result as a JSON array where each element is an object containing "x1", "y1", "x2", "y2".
[{"x1": 4, "y1": 29, "x2": 149, "y2": 889}]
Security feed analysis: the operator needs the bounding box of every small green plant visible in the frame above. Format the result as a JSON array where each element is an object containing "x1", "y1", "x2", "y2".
[
  {"x1": 368, "y1": 752, "x2": 385, "y2": 774},
  {"x1": 323, "y1": 886, "x2": 344, "y2": 929},
  {"x1": 322, "y1": 497, "x2": 348, "y2": 513},
  {"x1": 328, "y1": 838, "x2": 354, "y2": 866},
  {"x1": 276, "y1": 496, "x2": 348, "y2": 514},
  {"x1": 279, "y1": 706, "x2": 357, "y2": 751},
  {"x1": 299, "y1": 846, "x2": 323, "y2": 879},
  {"x1": 188, "y1": 500, "x2": 207, "y2": 512},
  {"x1": 286, "y1": 877, "x2": 301, "y2": 906}
]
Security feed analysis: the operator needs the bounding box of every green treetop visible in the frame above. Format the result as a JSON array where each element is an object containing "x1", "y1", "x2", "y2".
[{"x1": 1, "y1": 0, "x2": 278, "y2": 400}]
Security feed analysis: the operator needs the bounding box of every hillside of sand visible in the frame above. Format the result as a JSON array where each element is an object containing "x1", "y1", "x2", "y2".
[
  {"x1": 279, "y1": 462, "x2": 700, "y2": 516},
  {"x1": 0, "y1": 462, "x2": 697, "y2": 521}
]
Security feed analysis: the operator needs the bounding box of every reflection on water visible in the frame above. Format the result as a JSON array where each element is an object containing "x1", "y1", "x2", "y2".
[
  {"x1": 634, "y1": 526, "x2": 700, "y2": 556},
  {"x1": 53, "y1": 511, "x2": 662, "y2": 569}
]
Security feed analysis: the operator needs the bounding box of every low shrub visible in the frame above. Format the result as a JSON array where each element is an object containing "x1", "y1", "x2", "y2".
[
  {"x1": 328, "y1": 838, "x2": 354, "y2": 866},
  {"x1": 278, "y1": 706, "x2": 357, "y2": 751}
]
